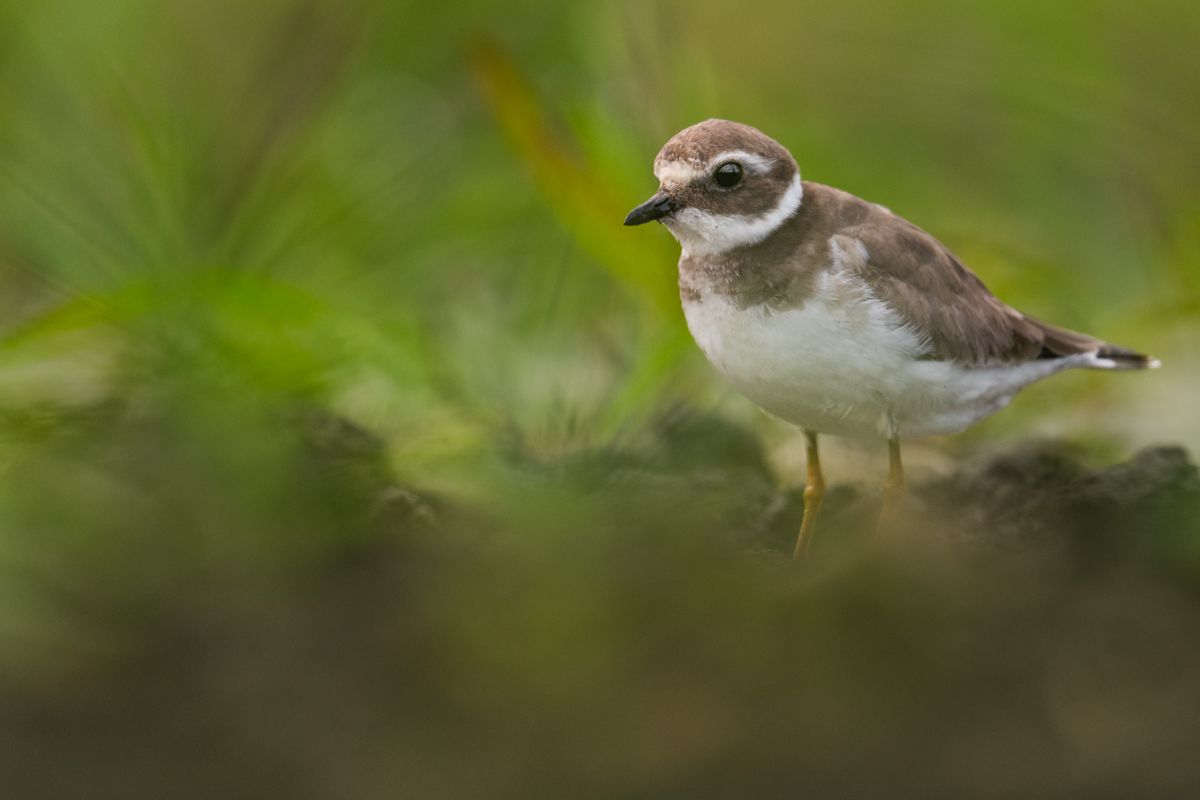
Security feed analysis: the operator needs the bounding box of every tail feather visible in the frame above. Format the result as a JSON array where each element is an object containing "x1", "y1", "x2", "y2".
[
  {"x1": 1090, "y1": 343, "x2": 1161, "y2": 370},
  {"x1": 1031, "y1": 318, "x2": 1160, "y2": 371}
]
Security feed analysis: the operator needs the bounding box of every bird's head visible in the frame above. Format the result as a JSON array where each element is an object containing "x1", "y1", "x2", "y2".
[{"x1": 624, "y1": 119, "x2": 803, "y2": 256}]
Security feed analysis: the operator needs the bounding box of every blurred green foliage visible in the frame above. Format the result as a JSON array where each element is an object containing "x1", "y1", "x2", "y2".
[{"x1": 0, "y1": 1, "x2": 1198, "y2": 796}]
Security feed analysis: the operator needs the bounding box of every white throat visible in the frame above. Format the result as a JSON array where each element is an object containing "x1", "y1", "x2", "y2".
[{"x1": 664, "y1": 173, "x2": 803, "y2": 257}]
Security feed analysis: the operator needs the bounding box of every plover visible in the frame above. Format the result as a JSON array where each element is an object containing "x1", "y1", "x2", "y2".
[{"x1": 624, "y1": 119, "x2": 1159, "y2": 557}]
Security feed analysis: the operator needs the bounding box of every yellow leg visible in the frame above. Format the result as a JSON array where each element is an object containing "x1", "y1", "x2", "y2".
[
  {"x1": 878, "y1": 436, "x2": 905, "y2": 527},
  {"x1": 794, "y1": 430, "x2": 826, "y2": 559}
]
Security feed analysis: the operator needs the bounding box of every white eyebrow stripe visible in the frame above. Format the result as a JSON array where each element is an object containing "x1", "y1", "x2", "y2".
[
  {"x1": 654, "y1": 161, "x2": 704, "y2": 183},
  {"x1": 707, "y1": 150, "x2": 777, "y2": 175},
  {"x1": 653, "y1": 150, "x2": 778, "y2": 184}
]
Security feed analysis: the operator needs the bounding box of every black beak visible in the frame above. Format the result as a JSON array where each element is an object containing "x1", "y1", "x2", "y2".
[{"x1": 623, "y1": 192, "x2": 681, "y2": 226}]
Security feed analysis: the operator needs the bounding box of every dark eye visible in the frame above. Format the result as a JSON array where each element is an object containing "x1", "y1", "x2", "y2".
[{"x1": 714, "y1": 161, "x2": 743, "y2": 187}]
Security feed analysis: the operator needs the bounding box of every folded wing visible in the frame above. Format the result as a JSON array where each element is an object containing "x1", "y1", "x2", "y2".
[{"x1": 829, "y1": 209, "x2": 1154, "y2": 369}]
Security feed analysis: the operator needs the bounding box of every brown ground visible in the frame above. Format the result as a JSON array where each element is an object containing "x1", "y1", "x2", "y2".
[{"x1": 2, "y1": 414, "x2": 1198, "y2": 799}]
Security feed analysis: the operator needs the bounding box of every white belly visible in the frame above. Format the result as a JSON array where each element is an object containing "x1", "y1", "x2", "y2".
[{"x1": 681, "y1": 276, "x2": 1078, "y2": 438}]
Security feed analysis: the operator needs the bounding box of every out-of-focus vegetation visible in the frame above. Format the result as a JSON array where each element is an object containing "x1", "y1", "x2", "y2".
[{"x1": 0, "y1": 1, "x2": 1198, "y2": 797}]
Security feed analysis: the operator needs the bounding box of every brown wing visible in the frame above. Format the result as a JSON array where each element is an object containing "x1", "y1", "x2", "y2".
[{"x1": 830, "y1": 209, "x2": 1149, "y2": 367}]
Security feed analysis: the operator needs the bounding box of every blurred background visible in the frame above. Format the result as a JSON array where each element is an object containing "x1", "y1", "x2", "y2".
[{"x1": 0, "y1": 0, "x2": 1198, "y2": 797}]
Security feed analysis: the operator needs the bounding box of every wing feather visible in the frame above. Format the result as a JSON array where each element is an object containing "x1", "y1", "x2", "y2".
[{"x1": 825, "y1": 203, "x2": 1098, "y2": 365}]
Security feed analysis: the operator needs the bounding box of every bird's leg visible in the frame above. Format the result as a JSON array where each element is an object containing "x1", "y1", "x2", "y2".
[
  {"x1": 878, "y1": 436, "x2": 906, "y2": 527},
  {"x1": 794, "y1": 430, "x2": 825, "y2": 559}
]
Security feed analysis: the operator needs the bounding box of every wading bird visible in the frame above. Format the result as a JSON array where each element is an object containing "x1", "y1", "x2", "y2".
[{"x1": 624, "y1": 119, "x2": 1158, "y2": 557}]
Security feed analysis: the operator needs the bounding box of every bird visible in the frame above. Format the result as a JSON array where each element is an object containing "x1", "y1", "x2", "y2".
[{"x1": 623, "y1": 119, "x2": 1159, "y2": 558}]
